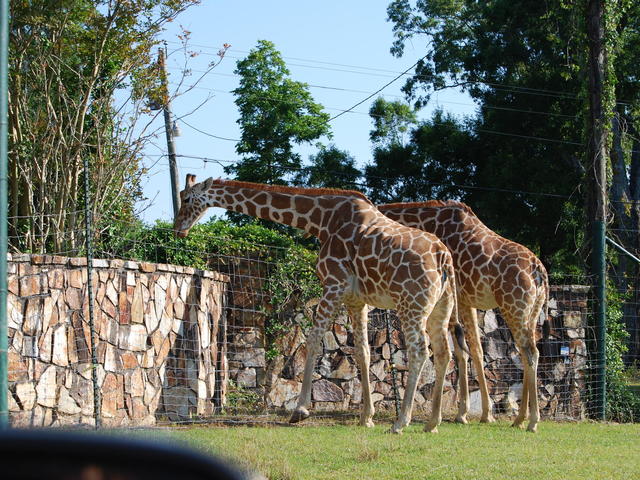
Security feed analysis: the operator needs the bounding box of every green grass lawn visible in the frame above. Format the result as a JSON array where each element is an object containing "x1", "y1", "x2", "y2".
[{"x1": 126, "y1": 418, "x2": 640, "y2": 480}]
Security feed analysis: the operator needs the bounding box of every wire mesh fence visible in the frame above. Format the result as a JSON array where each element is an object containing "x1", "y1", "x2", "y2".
[{"x1": 6, "y1": 217, "x2": 613, "y2": 428}]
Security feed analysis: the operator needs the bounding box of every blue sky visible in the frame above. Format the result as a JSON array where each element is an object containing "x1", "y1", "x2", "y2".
[{"x1": 139, "y1": 0, "x2": 475, "y2": 222}]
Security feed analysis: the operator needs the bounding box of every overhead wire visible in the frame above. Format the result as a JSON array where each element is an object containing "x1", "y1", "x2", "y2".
[
  {"x1": 164, "y1": 40, "x2": 587, "y2": 101},
  {"x1": 165, "y1": 70, "x2": 582, "y2": 121},
  {"x1": 165, "y1": 153, "x2": 574, "y2": 200}
]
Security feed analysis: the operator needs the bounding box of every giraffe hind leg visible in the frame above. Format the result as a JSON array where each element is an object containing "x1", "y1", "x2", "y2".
[
  {"x1": 348, "y1": 304, "x2": 375, "y2": 428},
  {"x1": 509, "y1": 331, "x2": 539, "y2": 432},
  {"x1": 390, "y1": 309, "x2": 431, "y2": 434},
  {"x1": 459, "y1": 304, "x2": 494, "y2": 423},
  {"x1": 424, "y1": 291, "x2": 455, "y2": 433}
]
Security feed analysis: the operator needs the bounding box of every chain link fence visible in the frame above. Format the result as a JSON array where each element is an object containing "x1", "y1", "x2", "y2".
[{"x1": 6, "y1": 218, "x2": 612, "y2": 428}]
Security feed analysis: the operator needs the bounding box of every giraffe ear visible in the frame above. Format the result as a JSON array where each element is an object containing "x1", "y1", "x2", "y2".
[
  {"x1": 185, "y1": 174, "x2": 197, "y2": 188},
  {"x1": 204, "y1": 177, "x2": 214, "y2": 189}
]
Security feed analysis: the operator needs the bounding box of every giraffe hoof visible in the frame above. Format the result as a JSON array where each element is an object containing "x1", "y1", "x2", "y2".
[
  {"x1": 359, "y1": 419, "x2": 375, "y2": 428},
  {"x1": 480, "y1": 414, "x2": 496, "y2": 424},
  {"x1": 526, "y1": 423, "x2": 538, "y2": 433},
  {"x1": 511, "y1": 420, "x2": 525, "y2": 429},
  {"x1": 289, "y1": 407, "x2": 310, "y2": 424},
  {"x1": 388, "y1": 422, "x2": 404, "y2": 434},
  {"x1": 455, "y1": 415, "x2": 468, "y2": 425},
  {"x1": 424, "y1": 424, "x2": 439, "y2": 433}
]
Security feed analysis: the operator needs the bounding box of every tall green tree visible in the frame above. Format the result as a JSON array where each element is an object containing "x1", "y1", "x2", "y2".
[
  {"x1": 368, "y1": 97, "x2": 417, "y2": 148},
  {"x1": 294, "y1": 145, "x2": 361, "y2": 190},
  {"x1": 227, "y1": 40, "x2": 331, "y2": 186},
  {"x1": 385, "y1": 0, "x2": 595, "y2": 267},
  {"x1": 364, "y1": 98, "x2": 474, "y2": 204}
]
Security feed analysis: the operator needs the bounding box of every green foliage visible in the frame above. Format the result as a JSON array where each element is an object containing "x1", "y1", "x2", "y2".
[
  {"x1": 384, "y1": 0, "x2": 598, "y2": 270},
  {"x1": 294, "y1": 144, "x2": 362, "y2": 190},
  {"x1": 9, "y1": 0, "x2": 199, "y2": 252},
  {"x1": 98, "y1": 218, "x2": 321, "y2": 357},
  {"x1": 99, "y1": 218, "x2": 302, "y2": 266},
  {"x1": 365, "y1": 108, "x2": 475, "y2": 204},
  {"x1": 227, "y1": 40, "x2": 331, "y2": 187},
  {"x1": 262, "y1": 244, "x2": 321, "y2": 358},
  {"x1": 368, "y1": 97, "x2": 418, "y2": 148},
  {"x1": 605, "y1": 283, "x2": 640, "y2": 422},
  {"x1": 225, "y1": 379, "x2": 262, "y2": 414}
]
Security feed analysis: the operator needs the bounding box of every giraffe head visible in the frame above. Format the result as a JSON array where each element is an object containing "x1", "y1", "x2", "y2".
[{"x1": 174, "y1": 173, "x2": 214, "y2": 237}]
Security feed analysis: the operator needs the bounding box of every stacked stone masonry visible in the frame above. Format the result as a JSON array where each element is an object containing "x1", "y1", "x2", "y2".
[
  {"x1": 8, "y1": 254, "x2": 229, "y2": 427},
  {"x1": 8, "y1": 251, "x2": 590, "y2": 426},
  {"x1": 238, "y1": 286, "x2": 590, "y2": 420}
]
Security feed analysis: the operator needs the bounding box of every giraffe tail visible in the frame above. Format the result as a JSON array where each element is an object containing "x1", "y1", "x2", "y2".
[
  {"x1": 526, "y1": 260, "x2": 549, "y2": 366},
  {"x1": 453, "y1": 323, "x2": 470, "y2": 356},
  {"x1": 444, "y1": 264, "x2": 469, "y2": 356}
]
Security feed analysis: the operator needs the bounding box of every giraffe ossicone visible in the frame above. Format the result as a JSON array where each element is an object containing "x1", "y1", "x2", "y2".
[
  {"x1": 174, "y1": 175, "x2": 467, "y2": 433},
  {"x1": 379, "y1": 200, "x2": 548, "y2": 433}
]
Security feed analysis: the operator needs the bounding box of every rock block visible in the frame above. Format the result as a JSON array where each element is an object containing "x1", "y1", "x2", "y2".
[{"x1": 312, "y1": 379, "x2": 343, "y2": 402}]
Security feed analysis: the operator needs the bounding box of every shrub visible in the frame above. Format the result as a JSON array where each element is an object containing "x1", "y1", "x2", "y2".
[
  {"x1": 98, "y1": 217, "x2": 321, "y2": 358},
  {"x1": 604, "y1": 284, "x2": 640, "y2": 422}
]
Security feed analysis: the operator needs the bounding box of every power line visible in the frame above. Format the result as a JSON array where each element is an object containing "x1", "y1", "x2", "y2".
[
  {"x1": 165, "y1": 41, "x2": 586, "y2": 100},
  {"x1": 166, "y1": 76, "x2": 581, "y2": 122},
  {"x1": 171, "y1": 153, "x2": 574, "y2": 200},
  {"x1": 327, "y1": 57, "x2": 427, "y2": 122},
  {"x1": 180, "y1": 118, "x2": 240, "y2": 142}
]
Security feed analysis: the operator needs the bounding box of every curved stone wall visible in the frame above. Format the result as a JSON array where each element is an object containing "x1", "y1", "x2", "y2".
[{"x1": 8, "y1": 254, "x2": 229, "y2": 427}]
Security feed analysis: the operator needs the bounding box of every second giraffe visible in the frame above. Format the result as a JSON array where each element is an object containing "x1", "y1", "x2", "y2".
[{"x1": 379, "y1": 200, "x2": 548, "y2": 432}]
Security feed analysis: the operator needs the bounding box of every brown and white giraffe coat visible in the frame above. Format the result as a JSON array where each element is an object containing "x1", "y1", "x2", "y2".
[
  {"x1": 174, "y1": 176, "x2": 463, "y2": 433},
  {"x1": 379, "y1": 200, "x2": 548, "y2": 432}
]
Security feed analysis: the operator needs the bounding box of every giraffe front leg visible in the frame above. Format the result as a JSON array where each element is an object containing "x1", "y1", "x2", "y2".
[
  {"x1": 290, "y1": 293, "x2": 338, "y2": 424},
  {"x1": 349, "y1": 304, "x2": 375, "y2": 427}
]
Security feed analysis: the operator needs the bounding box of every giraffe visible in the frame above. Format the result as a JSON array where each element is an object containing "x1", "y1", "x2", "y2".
[
  {"x1": 174, "y1": 175, "x2": 466, "y2": 433},
  {"x1": 378, "y1": 200, "x2": 548, "y2": 433}
]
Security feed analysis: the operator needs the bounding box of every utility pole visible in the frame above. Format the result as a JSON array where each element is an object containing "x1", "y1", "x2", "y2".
[
  {"x1": 586, "y1": 0, "x2": 607, "y2": 420},
  {"x1": 158, "y1": 47, "x2": 181, "y2": 219}
]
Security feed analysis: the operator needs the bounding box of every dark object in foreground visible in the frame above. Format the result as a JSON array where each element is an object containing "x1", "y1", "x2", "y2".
[{"x1": 1, "y1": 429, "x2": 245, "y2": 480}]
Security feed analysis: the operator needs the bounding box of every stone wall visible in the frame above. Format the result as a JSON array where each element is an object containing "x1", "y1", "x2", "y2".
[
  {"x1": 7, "y1": 250, "x2": 590, "y2": 424},
  {"x1": 8, "y1": 254, "x2": 229, "y2": 427},
  {"x1": 236, "y1": 286, "x2": 590, "y2": 420}
]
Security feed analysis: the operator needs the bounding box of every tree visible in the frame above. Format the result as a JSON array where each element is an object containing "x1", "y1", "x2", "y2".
[
  {"x1": 227, "y1": 40, "x2": 331, "y2": 186},
  {"x1": 294, "y1": 145, "x2": 361, "y2": 190},
  {"x1": 364, "y1": 99, "x2": 474, "y2": 204},
  {"x1": 368, "y1": 97, "x2": 417, "y2": 148},
  {"x1": 385, "y1": 0, "x2": 596, "y2": 268},
  {"x1": 9, "y1": 0, "x2": 200, "y2": 253}
]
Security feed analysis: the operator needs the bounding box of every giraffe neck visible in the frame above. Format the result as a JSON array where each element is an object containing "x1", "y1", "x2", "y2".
[{"x1": 206, "y1": 181, "x2": 363, "y2": 240}]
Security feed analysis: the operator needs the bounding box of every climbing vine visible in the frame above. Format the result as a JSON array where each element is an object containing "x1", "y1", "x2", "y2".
[{"x1": 99, "y1": 217, "x2": 321, "y2": 356}]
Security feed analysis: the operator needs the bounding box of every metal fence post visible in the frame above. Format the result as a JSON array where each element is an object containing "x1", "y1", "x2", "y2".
[
  {"x1": 593, "y1": 219, "x2": 607, "y2": 419},
  {"x1": 384, "y1": 313, "x2": 401, "y2": 417},
  {"x1": 0, "y1": 0, "x2": 9, "y2": 431},
  {"x1": 82, "y1": 156, "x2": 102, "y2": 428}
]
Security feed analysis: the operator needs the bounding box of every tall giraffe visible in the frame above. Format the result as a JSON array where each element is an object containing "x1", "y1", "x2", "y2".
[
  {"x1": 378, "y1": 200, "x2": 548, "y2": 433},
  {"x1": 174, "y1": 175, "x2": 465, "y2": 433}
]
